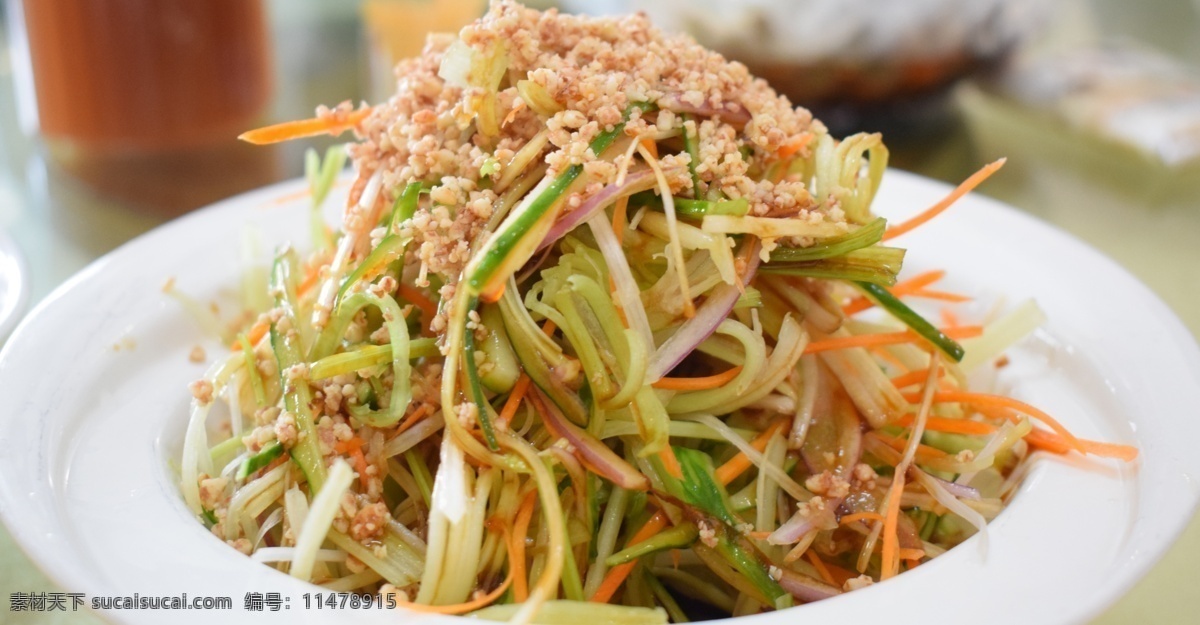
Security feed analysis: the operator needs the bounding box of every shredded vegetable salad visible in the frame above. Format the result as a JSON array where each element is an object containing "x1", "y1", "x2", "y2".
[{"x1": 183, "y1": 2, "x2": 1137, "y2": 622}]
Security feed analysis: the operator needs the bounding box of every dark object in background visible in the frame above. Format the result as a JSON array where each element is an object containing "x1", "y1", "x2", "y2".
[
  {"x1": 563, "y1": 0, "x2": 1038, "y2": 139},
  {"x1": 14, "y1": 0, "x2": 279, "y2": 213}
]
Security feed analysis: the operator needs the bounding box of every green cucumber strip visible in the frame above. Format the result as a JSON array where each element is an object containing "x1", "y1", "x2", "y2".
[
  {"x1": 237, "y1": 440, "x2": 284, "y2": 481},
  {"x1": 856, "y1": 281, "x2": 966, "y2": 361}
]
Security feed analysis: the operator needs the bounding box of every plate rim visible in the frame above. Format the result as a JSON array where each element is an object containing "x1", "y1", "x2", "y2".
[{"x1": 1, "y1": 170, "x2": 1198, "y2": 625}]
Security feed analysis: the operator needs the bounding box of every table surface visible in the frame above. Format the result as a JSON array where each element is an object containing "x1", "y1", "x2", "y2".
[{"x1": 2, "y1": 1, "x2": 1199, "y2": 623}]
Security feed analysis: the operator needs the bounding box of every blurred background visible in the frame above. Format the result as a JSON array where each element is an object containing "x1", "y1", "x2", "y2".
[{"x1": 0, "y1": 0, "x2": 1198, "y2": 623}]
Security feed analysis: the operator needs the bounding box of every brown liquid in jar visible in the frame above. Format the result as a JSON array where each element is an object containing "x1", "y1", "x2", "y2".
[
  {"x1": 19, "y1": 0, "x2": 280, "y2": 213},
  {"x1": 22, "y1": 0, "x2": 272, "y2": 152}
]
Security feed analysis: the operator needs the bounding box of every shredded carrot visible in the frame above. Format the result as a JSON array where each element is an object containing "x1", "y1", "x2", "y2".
[
  {"x1": 883, "y1": 158, "x2": 1005, "y2": 241},
  {"x1": 640, "y1": 137, "x2": 658, "y2": 159},
  {"x1": 1024, "y1": 428, "x2": 1139, "y2": 462},
  {"x1": 880, "y1": 476, "x2": 903, "y2": 580},
  {"x1": 872, "y1": 432, "x2": 948, "y2": 462},
  {"x1": 806, "y1": 550, "x2": 837, "y2": 586},
  {"x1": 393, "y1": 403, "x2": 432, "y2": 436},
  {"x1": 913, "y1": 289, "x2": 971, "y2": 303},
  {"x1": 480, "y1": 282, "x2": 506, "y2": 304},
  {"x1": 908, "y1": 391, "x2": 1084, "y2": 453},
  {"x1": 746, "y1": 531, "x2": 773, "y2": 540},
  {"x1": 940, "y1": 307, "x2": 961, "y2": 328},
  {"x1": 778, "y1": 133, "x2": 813, "y2": 160},
  {"x1": 541, "y1": 319, "x2": 557, "y2": 337},
  {"x1": 510, "y1": 490, "x2": 537, "y2": 602},
  {"x1": 652, "y1": 366, "x2": 743, "y2": 391},
  {"x1": 842, "y1": 270, "x2": 946, "y2": 315},
  {"x1": 612, "y1": 196, "x2": 629, "y2": 245},
  {"x1": 658, "y1": 447, "x2": 683, "y2": 480},
  {"x1": 333, "y1": 437, "x2": 364, "y2": 455},
  {"x1": 398, "y1": 569, "x2": 514, "y2": 614},
  {"x1": 296, "y1": 263, "x2": 323, "y2": 298},
  {"x1": 898, "y1": 548, "x2": 925, "y2": 561},
  {"x1": 892, "y1": 269, "x2": 947, "y2": 292},
  {"x1": 333, "y1": 436, "x2": 370, "y2": 488},
  {"x1": 238, "y1": 108, "x2": 372, "y2": 145},
  {"x1": 502, "y1": 100, "x2": 525, "y2": 128},
  {"x1": 804, "y1": 325, "x2": 983, "y2": 354},
  {"x1": 839, "y1": 511, "x2": 886, "y2": 526},
  {"x1": 715, "y1": 420, "x2": 786, "y2": 485},
  {"x1": 889, "y1": 367, "x2": 945, "y2": 389},
  {"x1": 230, "y1": 319, "x2": 270, "y2": 351},
  {"x1": 589, "y1": 511, "x2": 670, "y2": 603},
  {"x1": 498, "y1": 375, "x2": 532, "y2": 426},
  {"x1": 398, "y1": 284, "x2": 438, "y2": 327},
  {"x1": 920, "y1": 395, "x2": 1140, "y2": 463},
  {"x1": 893, "y1": 413, "x2": 997, "y2": 437}
]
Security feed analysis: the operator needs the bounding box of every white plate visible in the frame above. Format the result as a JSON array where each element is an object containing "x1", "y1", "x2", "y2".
[
  {"x1": 0, "y1": 171, "x2": 1198, "y2": 625},
  {"x1": 0, "y1": 228, "x2": 28, "y2": 341}
]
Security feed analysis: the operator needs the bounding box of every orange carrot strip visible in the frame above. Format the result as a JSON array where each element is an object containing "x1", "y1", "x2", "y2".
[
  {"x1": 912, "y1": 289, "x2": 971, "y2": 303},
  {"x1": 804, "y1": 326, "x2": 983, "y2": 354},
  {"x1": 640, "y1": 137, "x2": 658, "y2": 159},
  {"x1": 238, "y1": 108, "x2": 372, "y2": 145},
  {"x1": 393, "y1": 404, "x2": 432, "y2": 437},
  {"x1": 889, "y1": 367, "x2": 945, "y2": 389},
  {"x1": 612, "y1": 196, "x2": 629, "y2": 245},
  {"x1": 658, "y1": 447, "x2": 683, "y2": 480},
  {"x1": 883, "y1": 159, "x2": 1006, "y2": 241},
  {"x1": 940, "y1": 307, "x2": 961, "y2": 328},
  {"x1": 880, "y1": 475, "x2": 903, "y2": 579},
  {"x1": 651, "y1": 366, "x2": 743, "y2": 391},
  {"x1": 1024, "y1": 428, "x2": 1139, "y2": 462},
  {"x1": 398, "y1": 284, "x2": 438, "y2": 325},
  {"x1": 872, "y1": 432, "x2": 948, "y2": 462},
  {"x1": 480, "y1": 282, "x2": 506, "y2": 304},
  {"x1": 806, "y1": 550, "x2": 837, "y2": 586},
  {"x1": 842, "y1": 270, "x2": 946, "y2": 315},
  {"x1": 510, "y1": 490, "x2": 537, "y2": 602},
  {"x1": 230, "y1": 319, "x2": 270, "y2": 351},
  {"x1": 893, "y1": 414, "x2": 998, "y2": 436},
  {"x1": 910, "y1": 391, "x2": 1083, "y2": 453},
  {"x1": 589, "y1": 511, "x2": 670, "y2": 603},
  {"x1": 333, "y1": 436, "x2": 364, "y2": 455},
  {"x1": 498, "y1": 375, "x2": 532, "y2": 426},
  {"x1": 778, "y1": 133, "x2": 813, "y2": 160},
  {"x1": 898, "y1": 548, "x2": 925, "y2": 561},
  {"x1": 715, "y1": 421, "x2": 786, "y2": 485},
  {"x1": 344, "y1": 444, "x2": 369, "y2": 490},
  {"x1": 398, "y1": 570, "x2": 513, "y2": 614},
  {"x1": 839, "y1": 511, "x2": 886, "y2": 526},
  {"x1": 296, "y1": 263, "x2": 323, "y2": 298}
]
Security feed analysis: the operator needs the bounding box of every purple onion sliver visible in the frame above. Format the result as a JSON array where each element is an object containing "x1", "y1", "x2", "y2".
[
  {"x1": 926, "y1": 475, "x2": 981, "y2": 501},
  {"x1": 768, "y1": 494, "x2": 845, "y2": 545},
  {"x1": 767, "y1": 514, "x2": 817, "y2": 545},
  {"x1": 536, "y1": 169, "x2": 658, "y2": 253},
  {"x1": 776, "y1": 568, "x2": 842, "y2": 602},
  {"x1": 531, "y1": 388, "x2": 649, "y2": 491},
  {"x1": 658, "y1": 93, "x2": 753, "y2": 126},
  {"x1": 647, "y1": 238, "x2": 761, "y2": 382}
]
